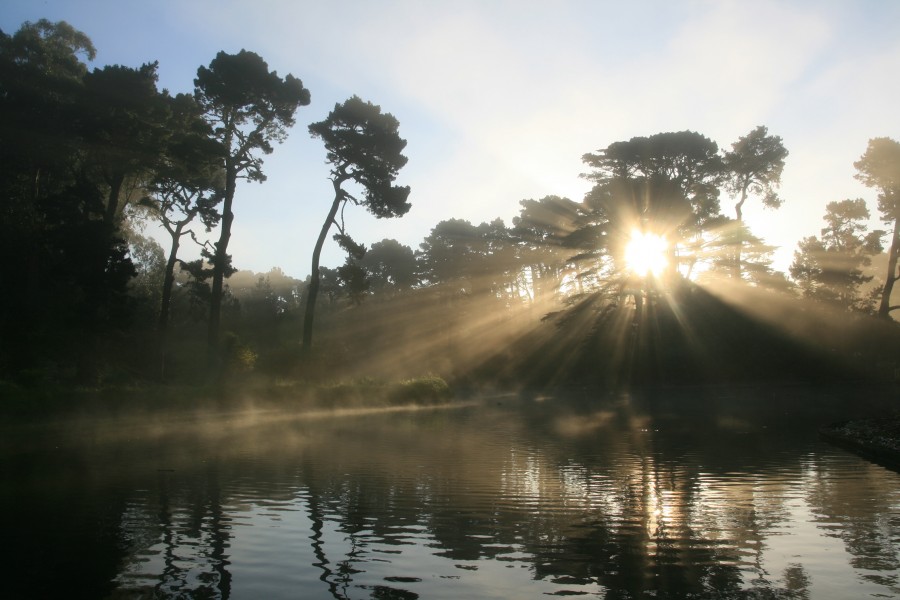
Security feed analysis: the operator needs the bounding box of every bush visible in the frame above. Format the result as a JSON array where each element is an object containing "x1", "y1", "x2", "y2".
[
  {"x1": 386, "y1": 376, "x2": 452, "y2": 405},
  {"x1": 314, "y1": 375, "x2": 452, "y2": 408}
]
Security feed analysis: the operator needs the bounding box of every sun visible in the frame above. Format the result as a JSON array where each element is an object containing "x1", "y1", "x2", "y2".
[{"x1": 624, "y1": 230, "x2": 668, "y2": 277}]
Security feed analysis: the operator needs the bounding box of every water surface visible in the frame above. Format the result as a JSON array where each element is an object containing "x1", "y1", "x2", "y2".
[{"x1": 2, "y1": 387, "x2": 899, "y2": 598}]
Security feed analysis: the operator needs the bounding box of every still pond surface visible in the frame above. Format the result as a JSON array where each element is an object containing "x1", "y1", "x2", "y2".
[{"x1": 2, "y1": 387, "x2": 900, "y2": 599}]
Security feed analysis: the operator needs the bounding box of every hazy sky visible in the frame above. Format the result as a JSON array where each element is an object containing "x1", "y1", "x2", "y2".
[{"x1": 4, "y1": 0, "x2": 899, "y2": 278}]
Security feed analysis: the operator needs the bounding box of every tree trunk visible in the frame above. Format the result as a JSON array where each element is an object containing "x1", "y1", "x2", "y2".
[
  {"x1": 878, "y1": 216, "x2": 900, "y2": 319},
  {"x1": 734, "y1": 185, "x2": 748, "y2": 279},
  {"x1": 302, "y1": 183, "x2": 343, "y2": 351},
  {"x1": 104, "y1": 172, "x2": 125, "y2": 228},
  {"x1": 157, "y1": 224, "x2": 183, "y2": 380},
  {"x1": 158, "y1": 230, "x2": 181, "y2": 332},
  {"x1": 208, "y1": 166, "x2": 236, "y2": 372}
]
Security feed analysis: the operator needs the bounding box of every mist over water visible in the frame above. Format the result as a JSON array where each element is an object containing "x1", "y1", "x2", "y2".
[{"x1": 3, "y1": 387, "x2": 899, "y2": 599}]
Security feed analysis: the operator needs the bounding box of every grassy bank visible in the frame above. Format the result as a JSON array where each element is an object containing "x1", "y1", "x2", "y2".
[{"x1": 0, "y1": 374, "x2": 454, "y2": 422}]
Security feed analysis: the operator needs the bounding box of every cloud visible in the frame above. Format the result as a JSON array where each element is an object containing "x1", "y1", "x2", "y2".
[{"x1": 152, "y1": 0, "x2": 900, "y2": 276}]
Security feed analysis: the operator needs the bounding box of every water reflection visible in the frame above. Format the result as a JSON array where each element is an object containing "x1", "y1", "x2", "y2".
[{"x1": 2, "y1": 388, "x2": 899, "y2": 599}]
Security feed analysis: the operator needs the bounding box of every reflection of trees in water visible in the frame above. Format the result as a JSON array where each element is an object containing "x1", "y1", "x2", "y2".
[
  {"x1": 804, "y1": 458, "x2": 900, "y2": 593},
  {"x1": 101, "y1": 395, "x2": 899, "y2": 598},
  {"x1": 114, "y1": 464, "x2": 234, "y2": 598}
]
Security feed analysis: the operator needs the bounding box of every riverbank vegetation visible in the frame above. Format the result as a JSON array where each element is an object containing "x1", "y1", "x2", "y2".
[{"x1": 2, "y1": 19, "x2": 900, "y2": 415}]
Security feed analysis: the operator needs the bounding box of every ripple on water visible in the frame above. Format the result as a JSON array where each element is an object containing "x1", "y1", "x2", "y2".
[{"x1": 6, "y1": 396, "x2": 900, "y2": 599}]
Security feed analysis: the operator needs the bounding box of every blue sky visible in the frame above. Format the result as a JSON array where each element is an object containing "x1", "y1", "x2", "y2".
[{"x1": 4, "y1": 0, "x2": 899, "y2": 278}]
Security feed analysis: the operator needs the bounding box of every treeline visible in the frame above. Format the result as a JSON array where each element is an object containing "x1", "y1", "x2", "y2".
[{"x1": 2, "y1": 19, "x2": 899, "y2": 390}]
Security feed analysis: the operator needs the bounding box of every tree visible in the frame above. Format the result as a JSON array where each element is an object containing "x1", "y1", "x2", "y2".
[
  {"x1": 854, "y1": 137, "x2": 900, "y2": 319},
  {"x1": 511, "y1": 196, "x2": 580, "y2": 303},
  {"x1": 789, "y1": 199, "x2": 882, "y2": 312},
  {"x1": 194, "y1": 50, "x2": 310, "y2": 369},
  {"x1": 0, "y1": 20, "x2": 95, "y2": 199},
  {"x1": 572, "y1": 176, "x2": 693, "y2": 315},
  {"x1": 360, "y1": 239, "x2": 418, "y2": 294},
  {"x1": 722, "y1": 126, "x2": 788, "y2": 276},
  {"x1": 723, "y1": 126, "x2": 788, "y2": 222},
  {"x1": 581, "y1": 132, "x2": 723, "y2": 278},
  {"x1": 416, "y1": 218, "x2": 519, "y2": 301},
  {"x1": 583, "y1": 130, "x2": 723, "y2": 231},
  {"x1": 303, "y1": 96, "x2": 410, "y2": 350},
  {"x1": 0, "y1": 21, "x2": 140, "y2": 379},
  {"x1": 142, "y1": 93, "x2": 224, "y2": 378},
  {"x1": 81, "y1": 62, "x2": 170, "y2": 229},
  {"x1": 335, "y1": 259, "x2": 370, "y2": 305},
  {"x1": 416, "y1": 219, "x2": 482, "y2": 289}
]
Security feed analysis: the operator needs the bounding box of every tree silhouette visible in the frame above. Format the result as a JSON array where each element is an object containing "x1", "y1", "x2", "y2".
[
  {"x1": 722, "y1": 125, "x2": 788, "y2": 277},
  {"x1": 0, "y1": 20, "x2": 141, "y2": 380},
  {"x1": 360, "y1": 239, "x2": 418, "y2": 295},
  {"x1": 790, "y1": 199, "x2": 883, "y2": 312},
  {"x1": 582, "y1": 131, "x2": 723, "y2": 230},
  {"x1": 193, "y1": 49, "x2": 310, "y2": 371},
  {"x1": 854, "y1": 137, "x2": 900, "y2": 319},
  {"x1": 511, "y1": 196, "x2": 580, "y2": 303},
  {"x1": 142, "y1": 93, "x2": 224, "y2": 378},
  {"x1": 722, "y1": 126, "x2": 788, "y2": 222},
  {"x1": 81, "y1": 62, "x2": 169, "y2": 228},
  {"x1": 303, "y1": 96, "x2": 410, "y2": 350}
]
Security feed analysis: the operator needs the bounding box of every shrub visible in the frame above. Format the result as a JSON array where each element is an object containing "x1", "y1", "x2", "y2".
[{"x1": 387, "y1": 376, "x2": 452, "y2": 405}]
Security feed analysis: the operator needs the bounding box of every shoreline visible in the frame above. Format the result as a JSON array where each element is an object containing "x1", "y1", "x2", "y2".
[{"x1": 820, "y1": 416, "x2": 900, "y2": 471}]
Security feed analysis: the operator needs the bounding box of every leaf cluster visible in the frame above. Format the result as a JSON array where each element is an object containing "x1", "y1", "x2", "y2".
[
  {"x1": 195, "y1": 49, "x2": 311, "y2": 181},
  {"x1": 309, "y1": 95, "x2": 411, "y2": 218}
]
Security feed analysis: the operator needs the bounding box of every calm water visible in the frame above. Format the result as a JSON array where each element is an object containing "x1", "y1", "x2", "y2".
[{"x1": 2, "y1": 387, "x2": 900, "y2": 599}]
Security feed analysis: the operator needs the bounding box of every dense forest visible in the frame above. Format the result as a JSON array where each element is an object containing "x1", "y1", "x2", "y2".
[{"x1": 2, "y1": 19, "x2": 900, "y2": 395}]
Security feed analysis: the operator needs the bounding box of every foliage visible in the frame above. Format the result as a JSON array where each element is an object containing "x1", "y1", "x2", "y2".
[
  {"x1": 303, "y1": 96, "x2": 410, "y2": 349},
  {"x1": 221, "y1": 332, "x2": 257, "y2": 373},
  {"x1": 790, "y1": 199, "x2": 883, "y2": 312},
  {"x1": 0, "y1": 21, "x2": 140, "y2": 379},
  {"x1": 194, "y1": 49, "x2": 310, "y2": 370},
  {"x1": 2, "y1": 15, "x2": 898, "y2": 394},
  {"x1": 81, "y1": 61, "x2": 170, "y2": 226},
  {"x1": 361, "y1": 239, "x2": 418, "y2": 293},
  {"x1": 308, "y1": 95, "x2": 411, "y2": 217},
  {"x1": 314, "y1": 375, "x2": 451, "y2": 408},
  {"x1": 582, "y1": 130, "x2": 723, "y2": 232},
  {"x1": 854, "y1": 137, "x2": 900, "y2": 318},
  {"x1": 386, "y1": 375, "x2": 452, "y2": 404},
  {"x1": 722, "y1": 125, "x2": 788, "y2": 220}
]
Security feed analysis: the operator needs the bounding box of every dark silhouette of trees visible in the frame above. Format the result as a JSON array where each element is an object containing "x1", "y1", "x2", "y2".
[
  {"x1": 303, "y1": 96, "x2": 410, "y2": 350},
  {"x1": 790, "y1": 199, "x2": 883, "y2": 312},
  {"x1": 142, "y1": 93, "x2": 224, "y2": 378},
  {"x1": 854, "y1": 137, "x2": 900, "y2": 319},
  {"x1": 583, "y1": 131, "x2": 723, "y2": 228},
  {"x1": 361, "y1": 239, "x2": 418, "y2": 295},
  {"x1": 574, "y1": 133, "x2": 721, "y2": 298},
  {"x1": 81, "y1": 62, "x2": 169, "y2": 228},
  {"x1": 415, "y1": 218, "x2": 523, "y2": 302},
  {"x1": 722, "y1": 126, "x2": 788, "y2": 222},
  {"x1": 193, "y1": 49, "x2": 310, "y2": 372},
  {"x1": 0, "y1": 20, "x2": 141, "y2": 380},
  {"x1": 3, "y1": 15, "x2": 896, "y2": 390},
  {"x1": 417, "y1": 219, "x2": 482, "y2": 289},
  {"x1": 722, "y1": 126, "x2": 788, "y2": 276},
  {"x1": 580, "y1": 131, "x2": 726, "y2": 282},
  {"x1": 511, "y1": 196, "x2": 580, "y2": 304}
]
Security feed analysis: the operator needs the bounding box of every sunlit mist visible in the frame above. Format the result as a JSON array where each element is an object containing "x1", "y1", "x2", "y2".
[{"x1": 624, "y1": 230, "x2": 668, "y2": 277}]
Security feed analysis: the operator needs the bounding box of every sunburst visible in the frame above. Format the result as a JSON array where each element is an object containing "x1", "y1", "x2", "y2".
[{"x1": 624, "y1": 230, "x2": 668, "y2": 277}]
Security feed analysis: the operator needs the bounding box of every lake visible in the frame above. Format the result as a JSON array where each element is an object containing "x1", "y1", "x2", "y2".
[{"x1": 2, "y1": 386, "x2": 899, "y2": 599}]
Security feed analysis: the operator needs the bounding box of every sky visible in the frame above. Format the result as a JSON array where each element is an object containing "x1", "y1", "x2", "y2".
[{"x1": 4, "y1": 0, "x2": 899, "y2": 279}]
